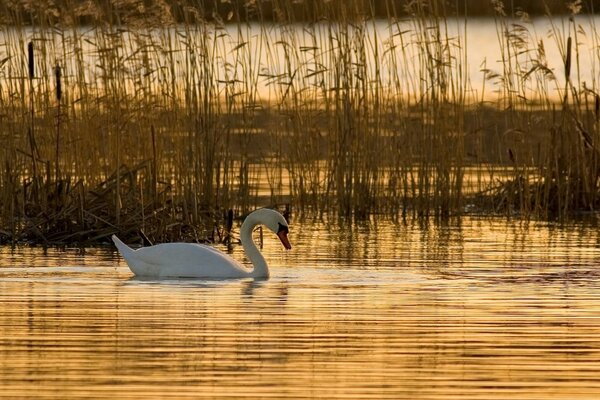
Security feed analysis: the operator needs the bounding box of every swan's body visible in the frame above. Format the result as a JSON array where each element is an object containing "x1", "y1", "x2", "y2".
[{"x1": 112, "y1": 208, "x2": 291, "y2": 279}]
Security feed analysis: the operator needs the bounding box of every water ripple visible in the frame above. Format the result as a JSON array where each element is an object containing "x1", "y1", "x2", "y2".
[{"x1": 0, "y1": 217, "x2": 599, "y2": 398}]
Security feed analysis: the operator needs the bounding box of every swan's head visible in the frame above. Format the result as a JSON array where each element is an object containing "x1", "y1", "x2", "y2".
[
  {"x1": 250, "y1": 208, "x2": 292, "y2": 250},
  {"x1": 275, "y1": 221, "x2": 292, "y2": 250}
]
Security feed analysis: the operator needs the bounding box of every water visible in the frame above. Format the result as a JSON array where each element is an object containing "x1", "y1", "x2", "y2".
[{"x1": 1, "y1": 216, "x2": 600, "y2": 398}]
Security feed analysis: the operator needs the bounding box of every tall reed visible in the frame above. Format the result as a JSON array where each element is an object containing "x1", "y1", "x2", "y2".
[
  {"x1": 0, "y1": 0, "x2": 598, "y2": 244},
  {"x1": 487, "y1": 0, "x2": 600, "y2": 218}
]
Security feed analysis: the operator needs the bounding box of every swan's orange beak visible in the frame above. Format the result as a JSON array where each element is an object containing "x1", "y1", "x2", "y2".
[{"x1": 277, "y1": 229, "x2": 292, "y2": 250}]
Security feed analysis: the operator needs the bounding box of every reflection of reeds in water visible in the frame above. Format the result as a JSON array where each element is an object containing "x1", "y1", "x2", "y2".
[{"x1": 0, "y1": 0, "x2": 598, "y2": 245}]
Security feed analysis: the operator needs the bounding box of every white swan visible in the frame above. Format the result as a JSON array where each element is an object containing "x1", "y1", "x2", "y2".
[{"x1": 112, "y1": 208, "x2": 291, "y2": 279}]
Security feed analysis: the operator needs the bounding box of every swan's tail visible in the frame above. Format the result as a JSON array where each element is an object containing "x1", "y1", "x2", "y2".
[{"x1": 112, "y1": 235, "x2": 135, "y2": 260}]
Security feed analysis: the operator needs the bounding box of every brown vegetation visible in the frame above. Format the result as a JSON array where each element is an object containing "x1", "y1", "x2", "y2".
[{"x1": 0, "y1": 0, "x2": 599, "y2": 245}]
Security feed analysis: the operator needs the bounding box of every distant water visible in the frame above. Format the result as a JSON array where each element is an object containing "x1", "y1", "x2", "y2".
[{"x1": 1, "y1": 215, "x2": 600, "y2": 398}]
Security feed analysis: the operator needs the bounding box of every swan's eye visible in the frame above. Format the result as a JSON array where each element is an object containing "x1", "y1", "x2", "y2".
[{"x1": 277, "y1": 222, "x2": 289, "y2": 234}]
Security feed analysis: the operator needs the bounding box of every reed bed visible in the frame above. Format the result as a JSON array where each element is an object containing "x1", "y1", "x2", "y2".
[
  {"x1": 0, "y1": 0, "x2": 598, "y2": 245},
  {"x1": 482, "y1": 0, "x2": 600, "y2": 217}
]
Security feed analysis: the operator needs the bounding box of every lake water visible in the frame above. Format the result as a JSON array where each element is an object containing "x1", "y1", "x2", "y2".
[{"x1": 1, "y1": 215, "x2": 600, "y2": 398}]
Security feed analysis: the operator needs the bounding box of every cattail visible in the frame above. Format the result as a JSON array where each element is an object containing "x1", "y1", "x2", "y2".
[
  {"x1": 565, "y1": 36, "x2": 572, "y2": 81},
  {"x1": 27, "y1": 41, "x2": 34, "y2": 79},
  {"x1": 55, "y1": 64, "x2": 62, "y2": 101},
  {"x1": 508, "y1": 148, "x2": 515, "y2": 163}
]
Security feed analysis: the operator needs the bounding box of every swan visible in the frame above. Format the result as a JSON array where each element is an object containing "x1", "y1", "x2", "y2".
[{"x1": 112, "y1": 208, "x2": 291, "y2": 279}]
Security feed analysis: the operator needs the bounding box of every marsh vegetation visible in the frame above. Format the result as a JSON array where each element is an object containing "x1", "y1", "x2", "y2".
[{"x1": 0, "y1": 0, "x2": 599, "y2": 245}]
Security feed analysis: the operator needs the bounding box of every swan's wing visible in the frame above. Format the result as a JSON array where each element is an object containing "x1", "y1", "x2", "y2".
[{"x1": 131, "y1": 242, "x2": 242, "y2": 268}]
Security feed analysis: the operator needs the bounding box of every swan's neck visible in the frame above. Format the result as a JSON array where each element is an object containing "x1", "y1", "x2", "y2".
[{"x1": 240, "y1": 217, "x2": 269, "y2": 279}]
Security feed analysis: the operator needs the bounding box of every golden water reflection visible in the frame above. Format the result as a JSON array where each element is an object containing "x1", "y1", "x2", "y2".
[{"x1": 1, "y1": 216, "x2": 600, "y2": 398}]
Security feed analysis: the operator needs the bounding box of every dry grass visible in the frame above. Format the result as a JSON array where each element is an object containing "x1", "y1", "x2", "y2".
[
  {"x1": 0, "y1": 0, "x2": 598, "y2": 245},
  {"x1": 483, "y1": 0, "x2": 600, "y2": 217}
]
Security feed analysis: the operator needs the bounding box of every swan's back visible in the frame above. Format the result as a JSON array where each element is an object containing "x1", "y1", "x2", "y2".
[{"x1": 112, "y1": 235, "x2": 249, "y2": 278}]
